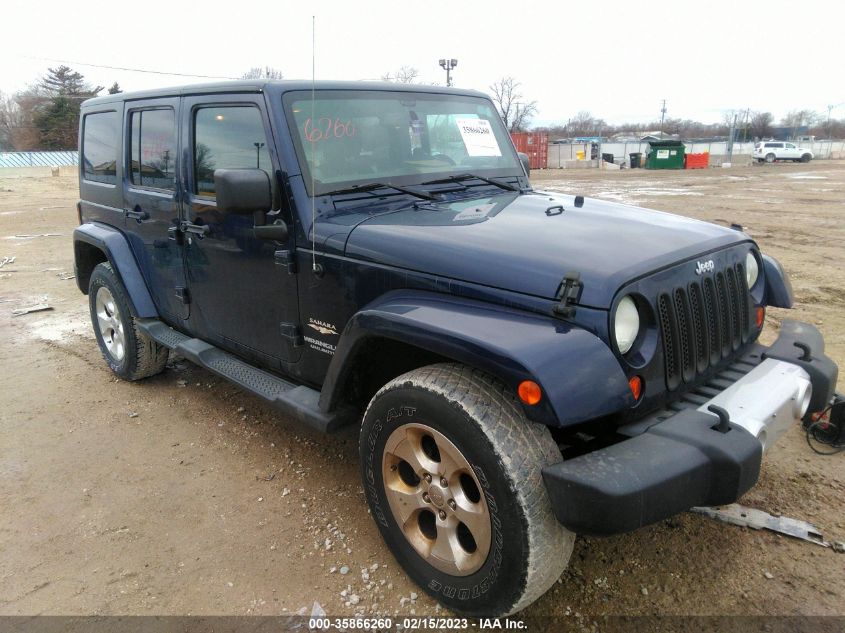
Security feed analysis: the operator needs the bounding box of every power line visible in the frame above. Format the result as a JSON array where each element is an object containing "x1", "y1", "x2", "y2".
[{"x1": 21, "y1": 55, "x2": 239, "y2": 80}]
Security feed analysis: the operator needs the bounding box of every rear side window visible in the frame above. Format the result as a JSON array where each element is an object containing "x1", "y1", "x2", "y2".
[
  {"x1": 82, "y1": 111, "x2": 119, "y2": 184},
  {"x1": 193, "y1": 106, "x2": 271, "y2": 197},
  {"x1": 129, "y1": 108, "x2": 176, "y2": 190},
  {"x1": 764, "y1": 142, "x2": 781, "y2": 148}
]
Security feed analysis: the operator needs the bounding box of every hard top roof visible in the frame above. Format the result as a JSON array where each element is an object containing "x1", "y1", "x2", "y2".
[{"x1": 81, "y1": 80, "x2": 488, "y2": 108}]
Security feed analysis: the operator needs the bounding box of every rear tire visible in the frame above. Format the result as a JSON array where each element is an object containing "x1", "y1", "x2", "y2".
[
  {"x1": 359, "y1": 363, "x2": 574, "y2": 616},
  {"x1": 765, "y1": 153, "x2": 776, "y2": 163},
  {"x1": 88, "y1": 262, "x2": 169, "y2": 381}
]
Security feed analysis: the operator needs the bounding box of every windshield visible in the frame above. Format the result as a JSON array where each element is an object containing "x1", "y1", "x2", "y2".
[{"x1": 283, "y1": 90, "x2": 521, "y2": 196}]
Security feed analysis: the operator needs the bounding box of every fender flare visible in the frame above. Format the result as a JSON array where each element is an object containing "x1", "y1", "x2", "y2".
[
  {"x1": 73, "y1": 223, "x2": 158, "y2": 318},
  {"x1": 762, "y1": 253, "x2": 794, "y2": 309},
  {"x1": 320, "y1": 290, "x2": 633, "y2": 427}
]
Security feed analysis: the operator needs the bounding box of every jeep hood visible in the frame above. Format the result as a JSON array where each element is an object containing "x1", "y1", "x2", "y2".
[{"x1": 343, "y1": 190, "x2": 748, "y2": 308}]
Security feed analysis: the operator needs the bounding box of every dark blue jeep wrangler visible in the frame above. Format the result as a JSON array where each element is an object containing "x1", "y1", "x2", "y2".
[{"x1": 74, "y1": 81, "x2": 839, "y2": 616}]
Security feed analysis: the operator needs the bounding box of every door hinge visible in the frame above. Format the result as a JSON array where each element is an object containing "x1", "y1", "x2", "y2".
[
  {"x1": 552, "y1": 272, "x2": 581, "y2": 318},
  {"x1": 274, "y1": 249, "x2": 297, "y2": 274},
  {"x1": 175, "y1": 286, "x2": 191, "y2": 305},
  {"x1": 280, "y1": 322, "x2": 304, "y2": 347}
]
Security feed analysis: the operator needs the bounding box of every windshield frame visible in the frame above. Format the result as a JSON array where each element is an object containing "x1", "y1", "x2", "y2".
[{"x1": 281, "y1": 89, "x2": 523, "y2": 198}]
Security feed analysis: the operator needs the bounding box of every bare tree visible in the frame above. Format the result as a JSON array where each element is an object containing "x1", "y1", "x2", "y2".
[
  {"x1": 488, "y1": 77, "x2": 538, "y2": 132},
  {"x1": 566, "y1": 111, "x2": 608, "y2": 137},
  {"x1": 780, "y1": 109, "x2": 819, "y2": 137},
  {"x1": 241, "y1": 67, "x2": 284, "y2": 80},
  {"x1": 381, "y1": 66, "x2": 420, "y2": 84},
  {"x1": 0, "y1": 90, "x2": 44, "y2": 151},
  {"x1": 749, "y1": 111, "x2": 774, "y2": 139}
]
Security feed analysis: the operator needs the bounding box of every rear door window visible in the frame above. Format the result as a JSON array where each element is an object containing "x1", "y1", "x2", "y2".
[{"x1": 129, "y1": 108, "x2": 176, "y2": 190}]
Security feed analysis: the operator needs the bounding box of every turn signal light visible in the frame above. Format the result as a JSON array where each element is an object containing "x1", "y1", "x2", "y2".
[
  {"x1": 518, "y1": 380, "x2": 542, "y2": 405},
  {"x1": 756, "y1": 306, "x2": 765, "y2": 328},
  {"x1": 628, "y1": 375, "x2": 643, "y2": 401}
]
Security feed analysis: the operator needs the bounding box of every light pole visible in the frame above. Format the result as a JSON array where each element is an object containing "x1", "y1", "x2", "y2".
[
  {"x1": 254, "y1": 142, "x2": 265, "y2": 169},
  {"x1": 438, "y1": 58, "x2": 458, "y2": 87}
]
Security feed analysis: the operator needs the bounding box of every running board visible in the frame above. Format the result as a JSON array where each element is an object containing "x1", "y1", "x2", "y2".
[{"x1": 137, "y1": 319, "x2": 356, "y2": 433}]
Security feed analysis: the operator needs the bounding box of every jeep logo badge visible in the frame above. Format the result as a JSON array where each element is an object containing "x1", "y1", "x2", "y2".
[{"x1": 695, "y1": 260, "x2": 715, "y2": 275}]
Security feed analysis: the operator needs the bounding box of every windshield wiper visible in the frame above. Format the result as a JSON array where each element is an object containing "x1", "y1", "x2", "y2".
[
  {"x1": 421, "y1": 173, "x2": 518, "y2": 192},
  {"x1": 321, "y1": 182, "x2": 438, "y2": 201}
]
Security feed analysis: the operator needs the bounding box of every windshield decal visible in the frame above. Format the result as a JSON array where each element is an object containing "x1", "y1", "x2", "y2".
[
  {"x1": 456, "y1": 118, "x2": 502, "y2": 157},
  {"x1": 303, "y1": 117, "x2": 356, "y2": 142}
]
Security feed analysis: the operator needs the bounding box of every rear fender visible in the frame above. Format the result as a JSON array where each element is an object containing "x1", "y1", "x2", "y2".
[
  {"x1": 320, "y1": 290, "x2": 632, "y2": 427},
  {"x1": 73, "y1": 223, "x2": 158, "y2": 318}
]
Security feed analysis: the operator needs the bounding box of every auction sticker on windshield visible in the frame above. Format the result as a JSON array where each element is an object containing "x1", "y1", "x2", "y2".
[{"x1": 456, "y1": 118, "x2": 502, "y2": 157}]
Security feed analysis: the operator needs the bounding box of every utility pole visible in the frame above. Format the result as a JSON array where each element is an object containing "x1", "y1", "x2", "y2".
[
  {"x1": 659, "y1": 99, "x2": 667, "y2": 139},
  {"x1": 726, "y1": 113, "x2": 737, "y2": 164},
  {"x1": 742, "y1": 108, "x2": 750, "y2": 144},
  {"x1": 438, "y1": 58, "x2": 458, "y2": 87},
  {"x1": 828, "y1": 102, "x2": 845, "y2": 138}
]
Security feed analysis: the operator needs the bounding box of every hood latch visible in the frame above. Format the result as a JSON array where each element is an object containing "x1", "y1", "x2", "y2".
[{"x1": 553, "y1": 272, "x2": 582, "y2": 318}]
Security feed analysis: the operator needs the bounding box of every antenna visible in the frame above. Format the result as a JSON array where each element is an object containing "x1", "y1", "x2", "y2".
[{"x1": 310, "y1": 15, "x2": 318, "y2": 274}]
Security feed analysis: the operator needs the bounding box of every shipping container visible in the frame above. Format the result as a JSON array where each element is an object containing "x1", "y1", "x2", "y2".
[{"x1": 510, "y1": 132, "x2": 548, "y2": 169}]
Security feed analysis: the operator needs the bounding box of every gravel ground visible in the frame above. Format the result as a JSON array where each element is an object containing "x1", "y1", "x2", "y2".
[{"x1": 0, "y1": 162, "x2": 843, "y2": 621}]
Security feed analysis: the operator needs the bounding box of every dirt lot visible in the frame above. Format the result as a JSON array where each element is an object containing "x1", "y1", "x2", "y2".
[{"x1": 1, "y1": 162, "x2": 843, "y2": 621}]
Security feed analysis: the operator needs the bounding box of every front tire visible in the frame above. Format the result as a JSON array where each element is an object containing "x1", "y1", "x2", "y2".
[
  {"x1": 88, "y1": 262, "x2": 169, "y2": 381},
  {"x1": 359, "y1": 364, "x2": 574, "y2": 616},
  {"x1": 801, "y1": 153, "x2": 812, "y2": 163}
]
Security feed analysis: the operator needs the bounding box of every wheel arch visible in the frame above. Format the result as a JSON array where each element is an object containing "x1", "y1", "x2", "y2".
[
  {"x1": 73, "y1": 223, "x2": 158, "y2": 318},
  {"x1": 320, "y1": 290, "x2": 633, "y2": 427}
]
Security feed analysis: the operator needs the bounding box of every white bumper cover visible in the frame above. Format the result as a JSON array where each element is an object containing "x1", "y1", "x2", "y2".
[{"x1": 698, "y1": 358, "x2": 812, "y2": 451}]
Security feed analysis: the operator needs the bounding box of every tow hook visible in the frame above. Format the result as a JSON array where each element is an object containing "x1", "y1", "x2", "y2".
[{"x1": 708, "y1": 405, "x2": 732, "y2": 433}]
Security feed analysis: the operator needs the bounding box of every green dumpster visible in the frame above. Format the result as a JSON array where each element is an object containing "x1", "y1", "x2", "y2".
[{"x1": 645, "y1": 140, "x2": 685, "y2": 170}]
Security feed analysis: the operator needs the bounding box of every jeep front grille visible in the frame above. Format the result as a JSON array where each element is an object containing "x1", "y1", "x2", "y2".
[{"x1": 658, "y1": 262, "x2": 752, "y2": 391}]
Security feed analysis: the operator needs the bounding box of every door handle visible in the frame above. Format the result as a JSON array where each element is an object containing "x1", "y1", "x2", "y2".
[
  {"x1": 180, "y1": 221, "x2": 211, "y2": 238},
  {"x1": 125, "y1": 207, "x2": 149, "y2": 222}
]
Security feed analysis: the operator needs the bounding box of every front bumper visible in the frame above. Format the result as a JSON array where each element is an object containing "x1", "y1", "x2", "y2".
[{"x1": 542, "y1": 320, "x2": 838, "y2": 536}]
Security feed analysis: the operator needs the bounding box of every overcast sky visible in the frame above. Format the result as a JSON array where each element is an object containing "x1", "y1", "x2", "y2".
[{"x1": 4, "y1": 0, "x2": 842, "y2": 127}]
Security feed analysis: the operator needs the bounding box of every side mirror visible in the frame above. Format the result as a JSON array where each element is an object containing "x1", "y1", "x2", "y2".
[
  {"x1": 517, "y1": 152, "x2": 531, "y2": 177},
  {"x1": 214, "y1": 169, "x2": 271, "y2": 214}
]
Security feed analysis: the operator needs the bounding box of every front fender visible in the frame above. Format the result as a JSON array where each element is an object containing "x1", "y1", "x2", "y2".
[
  {"x1": 73, "y1": 223, "x2": 158, "y2": 318},
  {"x1": 762, "y1": 253, "x2": 794, "y2": 309},
  {"x1": 320, "y1": 290, "x2": 632, "y2": 427}
]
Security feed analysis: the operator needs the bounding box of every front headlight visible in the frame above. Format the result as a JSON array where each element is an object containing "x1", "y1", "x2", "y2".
[
  {"x1": 614, "y1": 296, "x2": 640, "y2": 354},
  {"x1": 745, "y1": 252, "x2": 759, "y2": 287}
]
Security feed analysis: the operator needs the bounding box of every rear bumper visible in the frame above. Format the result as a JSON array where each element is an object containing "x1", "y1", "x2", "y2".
[{"x1": 542, "y1": 320, "x2": 838, "y2": 536}]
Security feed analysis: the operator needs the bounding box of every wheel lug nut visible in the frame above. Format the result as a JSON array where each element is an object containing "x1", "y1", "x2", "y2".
[
  {"x1": 440, "y1": 477, "x2": 448, "y2": 487},
  {"x1": 423, "y1": 473, "x2": 432, "y2": 483},
  {"x1": 438, "y1": 510, "x2": 447, "y2": 520},
  {"x1": 448, "y1": 499, "x2": 456, "y2": 510},
  {"x1": 422, "y1": 493, "x2": 430, "y2": 503}
]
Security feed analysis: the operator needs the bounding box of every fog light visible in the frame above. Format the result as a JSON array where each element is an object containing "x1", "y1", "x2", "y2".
[
  {"x1": 628, "y1": 375, "x2": 643, "y2": 401},
  {"x1": 795, "y1": 381, "x2": 813, "y2": 418},
  {"x1": 518, "y1": 380, "x2": 542, "y2": 405},
  {"x1": 756, "y1": 306, "x2": 765, "y2": 328}
]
